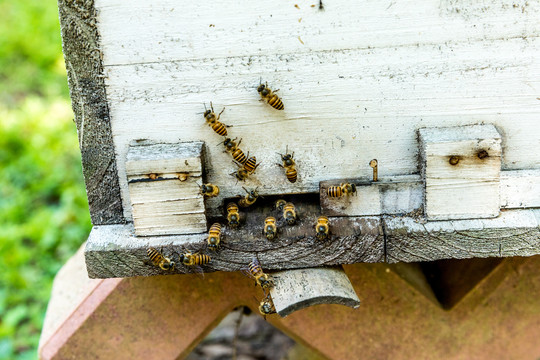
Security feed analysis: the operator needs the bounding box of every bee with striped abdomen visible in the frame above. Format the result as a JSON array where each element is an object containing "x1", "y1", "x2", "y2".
[
  {"x1": 258, "y1": 294, "x2": 277, "y2": 318},
  {"x1": 341, "y1": 183, "x2": 357, "y2": 196},
  {"x1": 231, "y1": 156, "x2": 260, "y2": 182},
  {"x1": 238, "y1": 187, "x2": 259, "y2": 207},
  {"x1": 327, "y1": 183, "x2": 357, "y2": 198},
  {"x1": 275, "y1": 199, "x2": 287, "y2": 212},
  {"x1": 257, "y1": 81, "x2": 284, "y2": 110},
  {"x1": 147, "y1": 247, "x2": 175, "y2": 271},
  {"x1": 282, "y1": 202, "x2": 297, "y2": 225},
  {"x1": 223, "y1": 137, "x2": 241, "y2": 153},
  {"x1": 263, "y1": 216, "x2": 278, "y2": 240},
  {"x1": 243, "y1": 258, "x2": 274, "y2": 293},
  {"x1": 200, "y1": 183, "x2": 220, "y2": 198},
  {"x1": 277, "y1": 146, "x2": 297, "y2": 183},
  {"x1": 315, "y1": 216, "x2": 330, "y2": 240},
  {"x1": 207, "y1": 223, "x2": 222, "y2": 251},
  {"x1": 179, "y1": 250, "x2": 211, "y2": 267},
  {"x1": 203, "y1": 102, "x2": 228, "y2": 136},
  {"x1": 226, "y1": 202, "x2": 241, "y2": 228}
]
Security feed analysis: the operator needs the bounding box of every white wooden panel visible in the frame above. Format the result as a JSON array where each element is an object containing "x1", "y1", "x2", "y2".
[
  {"x1": 95, "y1": 0, "x2": 540, "y2": 220},
  {"x1": 420, "y1": 124, "x2": 501, "y2": 220},
  {"x1": 500, "y1": 169, "x2": 540, "y2": 209}
]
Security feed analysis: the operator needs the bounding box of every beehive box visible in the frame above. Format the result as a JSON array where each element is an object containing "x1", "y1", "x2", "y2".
[{"x1": 58, "y1": 0, "x2": 540, "y2": 279}]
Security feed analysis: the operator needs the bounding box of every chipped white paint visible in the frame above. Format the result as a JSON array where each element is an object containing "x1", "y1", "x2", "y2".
[
  {"x1": 419, "y1": 124, "x2": 502, "y2": 220},
  {"x1": 93, "y1": 0, "x2": 540, "y2": 220}
]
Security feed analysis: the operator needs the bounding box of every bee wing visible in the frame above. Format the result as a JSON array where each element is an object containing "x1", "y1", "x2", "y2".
[{"x1": 186, "y1": 265, "x2": 205, "y2": 279}]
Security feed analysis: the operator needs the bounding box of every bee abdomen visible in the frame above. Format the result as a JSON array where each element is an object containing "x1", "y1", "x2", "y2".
[
  {"x1": 268, "y1": 95, "x2": 284, "y2": 110},
  {"x1": 285, "y1": 168, "x2": 297, "y2": 183},
  {"x1": 211, "y1": 121, "x2": 228, "y2": 136},
  {"x1": 227, "y1": 202, "x2": 239, "y2": 212},
  {"x1": 194, "y1": 254, "x2": 211, "y2": 266},
  {"x1": 147, "y1": 248, "x2": 161, "y2": 264},
  {"x1": 232, "y1": 149, "x2": 247, "y2": 164},
  {"x1": 327, "y1": 186, "x2": 343, "y2": 198},
  {"x1": 244, "y1": 157, "x2": 258, "y2": 173},
  {"x1": 209, "y1": 223, "x2": 221, "y2": 233}
]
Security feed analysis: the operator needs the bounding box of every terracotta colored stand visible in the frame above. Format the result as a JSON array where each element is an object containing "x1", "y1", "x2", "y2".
[{"x1": 39, "y1": 246, "x2": 540, "y2": 360}]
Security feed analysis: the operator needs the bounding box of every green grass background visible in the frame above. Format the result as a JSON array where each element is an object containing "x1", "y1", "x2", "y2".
[{"x1": 0, "y1": 1, "x2": 92, "y2": 359}]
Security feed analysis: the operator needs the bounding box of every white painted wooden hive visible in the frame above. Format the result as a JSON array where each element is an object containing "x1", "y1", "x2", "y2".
[{"x1": 59, "y1": 0, "x2": 540, "y2": 281}]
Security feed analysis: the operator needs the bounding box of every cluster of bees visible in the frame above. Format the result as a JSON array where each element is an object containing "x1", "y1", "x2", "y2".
[{"x1": 146, "y1": 80, "x2": 359, "y2": 317}]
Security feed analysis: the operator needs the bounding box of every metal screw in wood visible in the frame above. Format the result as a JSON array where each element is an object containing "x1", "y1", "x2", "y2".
[{"x1": 369, "y1": 159, "x2": 378, "y2": 182}]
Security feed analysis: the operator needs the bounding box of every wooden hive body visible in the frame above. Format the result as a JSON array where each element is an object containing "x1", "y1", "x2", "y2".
[{"x1": 58, "y1": 0, "x2": 540, "y2": 279}]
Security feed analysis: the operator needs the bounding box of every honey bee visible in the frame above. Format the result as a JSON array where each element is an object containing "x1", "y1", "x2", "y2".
[
  {"x1": 238, "y1": 187, "x2": 259, "y2": 207},
  {"x1": 199, "y1": 183, "x2": 220, "y2": 198},
  {"x1": 227, "y1": 202, "x2": 241, "y2": 228},
  {"x1": 275, "y1": 199, "x2": 287, "y2": 212},
  {"x1": 207, "y1": 223, "x2": 222, "y2": 251},
  {"x1": 282, "y1": 202, "x2": 297, "y2": 225},
  {"x1": 257, "y1": 81, "x2": 284, "y2": 110},
  {"x1": 147, "y1": 247, "x2": 175, "y2": 271},
  {"x1": 327, "y1": 183, "x2": 357, "y2": 198},
  {"x1": 277, "y1": 147, "x2": 297, "y2": 183},
  {"x1": 243, "y1": 258, "x2": 274, "y2": 292},
  {"x1": 203, "y1": 102, "x2": 228, "y2": 136},
  {"x1": 223, "y1": 137, "x2": 241, "y2": 153},
  {"x1": 263, "y1": 216, "x2": 278, "y2": 240},
  {"x1": 258, "y1": 294, "x2": 277, "y2": 317},
  {"x1": 231, "y1": 156, "x2": 260, "y2": 182},
  {"x1": 315, "y1": 215, "x2": 330, "y2": 240},
  {"x1": 179, "y1": 250, "x2": 211, "y2": 266}
]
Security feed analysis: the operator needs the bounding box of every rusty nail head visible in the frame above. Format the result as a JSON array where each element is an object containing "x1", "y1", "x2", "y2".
[
  {"x1": 449, "y1": 156, "x2": 460, "y2": 165},
  {"x1": 149, "y1": 173, "x2": 158, "y2": 180},
  {"x1": 477, "y1": 150, "x2": 489, "y2": 159},
  {"x1": 369, "y1": 159, "x2": 378, "y2": 168}
]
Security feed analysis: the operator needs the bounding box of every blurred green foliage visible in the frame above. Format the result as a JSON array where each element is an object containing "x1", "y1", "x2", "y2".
[{"x1": 0, "y1": 0, "x2": 92, "y2": 359}]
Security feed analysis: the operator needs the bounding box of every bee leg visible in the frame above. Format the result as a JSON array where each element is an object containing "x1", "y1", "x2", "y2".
[
  {"x1": 276, "y1": 163, "x2": 284, "y2": 168},
  {"x1": 217, "y1": 107, "x2": 225, "y2": 120},
  {"x1": 274, "y1": 89, "x2": 280, "y2": 93}
]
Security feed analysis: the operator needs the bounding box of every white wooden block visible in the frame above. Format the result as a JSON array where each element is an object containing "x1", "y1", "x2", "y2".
[
  {"x1": 500, "y1": 169, "x2": 540, "y2": 209},
  {"x1": 419, "y1": 124, "x2": 502, "y2": 221},
  {"x1": 126, "y1": 141, "x2": 206, "y2": 236}
]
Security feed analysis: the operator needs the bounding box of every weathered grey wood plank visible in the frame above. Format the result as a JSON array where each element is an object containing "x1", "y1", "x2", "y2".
[
  {"x1": 385, "y1": 209, "x2": 540, "y2": 263},
  {"x1": 84, "y1": 199, "x2": 384, "y2": 278},
  {"x1": 58, "y1": 0, "x2": 123, "y2": 224},
  {"x1": 269, "y1": 267, "x2": 360, "y2": 317}
]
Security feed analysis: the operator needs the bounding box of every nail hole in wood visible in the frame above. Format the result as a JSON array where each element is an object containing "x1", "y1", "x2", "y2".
[
  {"x1": 448, "y1": 156, "x2": 460, "y2": 166},
  {"x1": 477, "y1": 150, "x2": 489, "y2": 159}
]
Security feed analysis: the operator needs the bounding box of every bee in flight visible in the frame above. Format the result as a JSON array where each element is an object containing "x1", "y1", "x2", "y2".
[
  {"x1": 147, "y1": 247, "x2": 175, "y2": 271},
  {"x1": 327, "y1": 183, "x2": 357, "y2": 198},
  {"x1": 231, "y1": 156, "x2": 260, "y2": 182},
  {"x1": 277, "y1": 146, "x2": 297, "y2": 183},
  {"x1": 199, "y1": 183, "x2": 220, "y2": 198},
  {"x1": 282, "y1": 202, "x2": 297, "y2": 225},
  {"x1": 258, "y1": 294, "x2": 277, "y2": 318},
  {"x1": 226, "y1": 202, "x2": 241, "y2": 228},
  {"x1": 263, "y1": 216, "x2": 278, "y2": 240},
  {"x1": 238, "y1": 187, "x2": 259, "y2": 207},
  {"x1": 315, "y1": 215, "x2": 330, "y2": 240},
  {"x1": 243, "y1": 258, "x2": 274, "y2": 293},
  {"x1": 203, "y1": 102, "x2": 229, "y2": 136},
  {"x1": 179, "y1": 250, "x2": 211, "y2": 267},
  {"x1": 207, "y1": 223, "x2": 222, "y2": 251},
  {"x1": 257, "y1": 81, "x2": 284, "y2": 110},
  {"x1": 274, "y1": 199, "x2": 287, "y2": 212}
]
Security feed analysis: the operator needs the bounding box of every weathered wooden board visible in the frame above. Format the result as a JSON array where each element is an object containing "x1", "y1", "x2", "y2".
[
  {"x1": 84, "y1": 199, "x2": 384, "y2": 278},
  {"x1": 419, "y1": 124, "x2": 502, "y2": 220},
  {"x1": 126, "y1": 141, "x2": 207, "y2": 236},
  {"x1": 385, "y1": 209, "x2": 540, "y2": 263},
  {"x1": 320, "y1": 175, "x2": 423, "y2": 216},
  {"x1": 500, "y1": 169, "x2": 540, "y2": 209},
  {"x1": 269, "y1": 267, "x2": 360, "y2": 317},
  {"x1": 84, "y1": 0, "x2": 540, "y2": 220}
]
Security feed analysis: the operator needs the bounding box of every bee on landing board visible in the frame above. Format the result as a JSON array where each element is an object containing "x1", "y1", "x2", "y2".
[
  {"x1": 263, "y1": 216, "x2": 278, "y2": 240},
  {"x1": 203, "y1": 102, "x2": 229, "y2": 136},
  {"x1": 258, "y1": 294, "x2": 277, "y2": 318},
  {"x1": 231, "y1": 156, "x2": 260, "y2": 182},
  {"x1": 199, "y1": 183, "x2": 220, "y2": 198},
  {"x1": 282, "y1": 202, "x2": 297, "y2": 225},
  {"x1": 207, "y1": 223, "x2": 222, "y2": 251},
  {"x1": 179, "y1": 250, "x2": 211, "y2": 267},
  {"x1": 147, "y1": 247, "x2": 175, "y2": 271},
  {"x1": 238, "y1": 187, "x2": 259, "y2": 207},
  {"x1": 315, "y1": 215, "x2": 330, "y2": 240},
  {"x1": 327, "y1": 183, "x2": 357, "y2": 198},
  {"x1": 277, "y1": 146, "x2": 297, "y2": 183},
  {"x1": 243, "y1": 258, "x2": 274, "y2": 293},
  {"x1": 226, "y1": 202, "x2": 241, "y2": 228},
  {"x1": 275, "y1": 199, "x2": 287, "y2": 212},
  {"x1": 257, "y1": 81, "x2": 284, "y2": 110}
]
